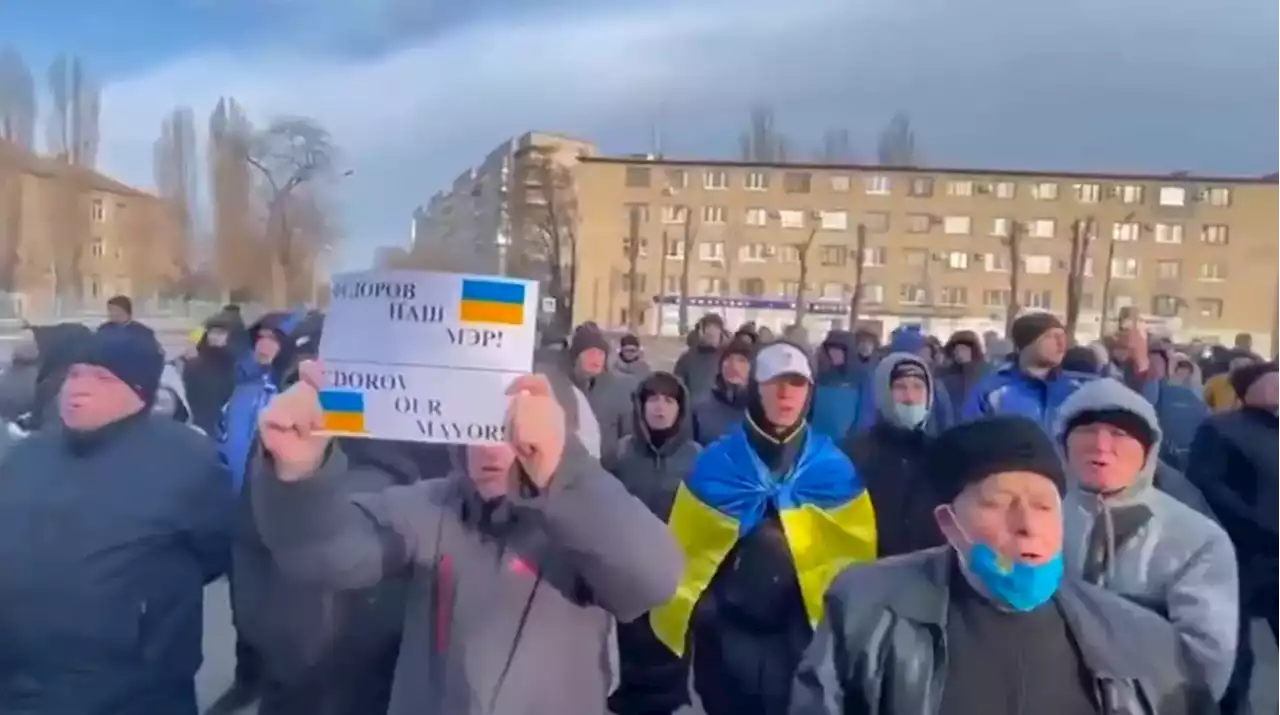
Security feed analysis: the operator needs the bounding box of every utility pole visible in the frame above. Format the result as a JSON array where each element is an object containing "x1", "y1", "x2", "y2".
[
  {"x1": 625, "y1": 205, "x2": 642, "y2": 332},
  {"x1": 1064, "y1": 218, "x2": 1093, "y2": 343},
  {"x1": 847, "y1": 223, "x2": 867, "y2": 330},
  {"x1": 655, "y1": 229, "x2": 669, "y2": 337},
  {"x1": 1004, "y1": 220, "x2": 1023, "y2": 335},
  {"x1": 793, "y1": 224, "x2": 820, "y2": 326},
  {"x1": 676, "y1": 206, "x2": 694, "y2": 335},
  {"x1": 1098, "y1": 239, "x2": 1119, "y2": 340}
]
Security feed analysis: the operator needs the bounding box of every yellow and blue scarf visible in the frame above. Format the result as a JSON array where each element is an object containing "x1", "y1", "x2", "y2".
[{"x1": 650, "y1": 425, "x2": 877, "y2": 656}]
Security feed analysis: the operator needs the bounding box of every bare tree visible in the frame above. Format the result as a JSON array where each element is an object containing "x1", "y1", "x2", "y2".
[
  {"x1": 153, "y1": 107, "x2": 199, "y2": 298},
  {"x1": 876, "y1": 112, "x2": 918, "y2": 166},
  {"x1": 817, "y1": 128, "x2": 854, "y2": 164},
  {"x1": 43, "y1": 55, "x2": 100, "y2": 307},
  {"x1": 738, "y1": 104, "x2": 789, "y2": 163},
  {"x1": 245, "y1": 116, "x2": 336, "y2": 307},
  {"x1": 45, "y1": 55, "x2": 99, "y2": 167},
  {"x1": 0, "y1": 47, "x2": 35, "y2": 293},
  {"x1": 847, "y1": 223, "x2": 868, "y2": 328},
  {"x1": 675, "y1": 207, "x2": 699, "y2": 336},
  {"x1": 792, "y1": 224, "x2": 820, "y2": 325},
  {"x1": 208, "y1": 97, "x2": 259, "y2": 300},
  {"x1": 1064, "y1": 218, "x2": 1094, "y2": 341},
  {"x1": 624, "y1": 205, "x2": 643, "y2": 332},
  {"x1": 1003, "y1": 220, "x2": 1023, "y2": 335},
  {"x1": 512, "y1": 146, "x2": 579, "y2": 334}
]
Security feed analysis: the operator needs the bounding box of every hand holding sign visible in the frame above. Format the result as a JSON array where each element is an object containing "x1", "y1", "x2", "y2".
[
  {"x1": 260, "y1": 359, "x2": 332, "y2": 482},
  {"x1": 505, "y1": 374, "x2": 566, "y2": 488}
]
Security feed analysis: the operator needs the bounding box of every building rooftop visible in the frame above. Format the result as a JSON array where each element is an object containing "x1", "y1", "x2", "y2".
[{"x1": 0, "y1": 139, "x2": 153, "y2": 197}]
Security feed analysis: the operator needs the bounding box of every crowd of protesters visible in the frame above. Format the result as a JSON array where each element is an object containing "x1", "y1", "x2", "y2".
[{"x1": 0, "y1": 292, "x2": 1272, "y2": 715}]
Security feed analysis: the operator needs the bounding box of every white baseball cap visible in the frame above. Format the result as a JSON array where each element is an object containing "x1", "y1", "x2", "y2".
[{"x1": 753, "y1": 342, "x2": 813, "y2": 383}]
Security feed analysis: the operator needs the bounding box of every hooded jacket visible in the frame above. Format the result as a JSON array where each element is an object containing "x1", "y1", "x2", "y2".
[
  {"x1": 181, "y1": 315, "x2": 238, "y2": 436},
  {"x1": 1056, "y1": 379, "x2": 1239, "y2": 698},
  {"x1": 937, "y1": 331, "x2": 988, "y2": 425},
  {"x1": 674, "y1": 324, "x2": 724, "y2": 401},
  {"x1": 809, "y1": 330, "x2": 865, "y2": 441},
  {"x1": 566, "y1": 337, "x2": 632, "y2": 462},
  {"x1": 610, "y1": 372, "x2": 701, "y2": 520},
  {"x1": 251, "y1": 434, "x2": 682, "y2": 715},
  {"x1": 1168, "y1": 353, "x2": 1204, "y2": 392},
  {"x1": 691, "y1": 349, "x2": 750, "y2": 446},
  {"x1": 1144, "y1": 378, "x2": 1209, "y2": 472},
  {"x1": 854, "y1": 329, "x2": 952, "y2": 435},
  {"x1": 841, "y1": 353, "x2": 946, "y2": 557}
]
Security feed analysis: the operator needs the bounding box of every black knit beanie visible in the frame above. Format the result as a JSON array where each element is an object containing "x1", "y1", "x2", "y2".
[
  {"x1": 1231, "y1": 361, "x2": 1278, "y2": 401},
  {"x1": 927, "y1": 415, "x2": 1068, "y2": 503},
  {"x1": 1011, "y1": 312, "x2": 1065, "y2": 352}
]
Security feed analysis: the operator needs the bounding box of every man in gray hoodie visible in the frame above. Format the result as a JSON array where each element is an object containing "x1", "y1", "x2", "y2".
[
  {"x1": 252, "y1": 363, "x2": 682, "y2": 715},
  {"x1": 1056, "y1": 378, "x2": 1239, "y2": 699}
]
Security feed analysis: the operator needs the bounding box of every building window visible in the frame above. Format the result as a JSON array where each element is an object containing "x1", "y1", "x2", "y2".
[
  {"x1": 821, "y1": 281, "x2": 845, "y2": 299},
  {"x1": 819, "y1": 210, "x2": 848, "y2": 230},
  {"x1": 1156, "y1": 260, "x2": 1181, "y2": 280},
  {"x1": 939, "y1": 286, "x2": 968, "y2": 306},
  {"x1": 90, "y1": 199, "x2": 107, "y2": 223},
  {"x1": 703, "y1": 170, "x2": 728, "y2": 190},
  {"x1": 697, "y1": 277, "x2": 727, "y2": 295},
  {"x1": 664, "y1": 238, "x2": 685, "y2": 260},
  {"x1": 862, "y1": 284, "x2": 885, "y2": 305},
  {"x1": 665, "y1": 169, "x2": 687, "y2": 189},
  {"x1": 1031, "y1": 182, "x2": 1059, "y2": 201},
  {"x1": 994, "y1": 181, "x2": 1016, "y2": 199},
  {"x1": 745, "y1": 208, "x2": 769, "y2": 227},
  {"x1": 904, "y1": 249, "x2": 929, "y2": 268},
  {"x1": 779, "y1": 210, "x2": 806, "y2": 229},
  {"x1": 738, "y1": 243, "x2": 767, "y2": 262},
  {"x1": 1152, "y1": 295, "x2": 1181, "y2": 317},
  {"x1": 830, "y1": 175, "x2": 851, "y2": 192},
  {"x1": 906, "y1": 214, "x2": 933, "y2": 233},
  {"x1": 1158, "y1": 186, "x2": 1187, "y2": 207},
  {"x1": 1029, "y1": 219, "x2": 1056, "y2": 239},
  {"x1": 620, "y1": 273, "x2": 648, "y2": 292},
  {"x1": 990, "y1": 217, "x2": 1011, "y2": 237},
  {"x1": 984, "y1": 252, "x2": 1010, "y2": 272},
  {"x1": 625, "y1": 167, "x2": 651, "y2": 188},
  {"x1": 942, "y1": 215, "x2": 972, "y2": 235},
  {"x1": 983, "y1": 289, "x2": 1011, "y2": 307},
  {"x1": 90, "y1": 238, "x2": 105, "y2": 257},
  {"x1": 1196, "y1": 298, "x2": 1224, "y2": 319},
  {"x1": 1023, "y1": 290, "x2": 1052, "y2": 310},
  {"x1": 863, "y1": 211, "x2": 890, "y2": 232},
  {"x1": 908, "y1": 177, "x2": 934, "y2": 197},
  {"x1": 698, "y1": 241, "x2": 725, "y2": 262},
  {"x1": 702, "y1": 205, "x2": 727, "y2": 224},
  {"x1": 783, "y1": 172, "x2": 812, "y2": 194},
  {"x1": 780, "y1": 280, "x2": 800, "y2": 298},
  {"x1": 1082, "y1": 257, "x2": 1095, "y2": 276},
  {"x1": 661, "y1": 205, "x2": 688, "y2": 224},
  {"x1": 620, "y1": 236, "x2": 649, "y2": 258},
  {"x1": 1112, "y1": 222, "x2": 1141, "y2": 242},
  {"x1": 1201, "y1": 224, "x2": 1229, "y2": 245},
  {"x1": 819, "y1": 245, "x2": 846, "y2": 266},
  {"x1": 864, "y1": 175, "x2": 891, "y2": 196},
  {"x1": 1023, "y1": 254, "x2": 1053, "y2": 275},
  {"x1": 745, "y1": 171, "x2": 769, "y2": 191},
  {"x1": 739, "y1": 278, "x2": 765, "y2": 296},
  {"x1": 663, "y1": 275, "x2": 681, "y2": 294},
  {"x1": 1074, "y1": 183, "x2": 1101, "y2": 203},
  {"x1": 946, "y1": 180, "x2": 974, "y2": 197},
  {"x1": 900, "y1": 284, "x2": 927, "y2": 305},
  {"x1": 862, "y1": 246, "x2": 887, "y2": 267},
  {"x1": 779, "y1": 245, "x2": 801, "y2": 263},
  {"x1": 1198, "y1": 263, "x2": 1226, "y2": 282},
  {"x1": 945, "y1": 251, "x2": 970, "y2": 270},
  {"x1": 1110, "y1": 257, "x2": 1139, "y2": 279},
  {"x1": 1201, "y1": 187, "x2": 1232, "y2": 207},
  {"x1": 1117, "y1": 184, "x2": 1144, "y2": 204},
  {"x1": 1154, "y1": 223, "x2": 1184, "y2": 244}
]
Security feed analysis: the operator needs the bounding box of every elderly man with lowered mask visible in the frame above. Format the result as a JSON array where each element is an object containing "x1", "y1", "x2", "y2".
[
  {"x1": 0, "y1": 328, "x2": 233, "y2": 714},
  {"x1": 1056, "y1": 378, "x2": 1238, "y2": 700},
  {"x1": 792, "y1": 415, "x2": 1217, "y2": 715}
]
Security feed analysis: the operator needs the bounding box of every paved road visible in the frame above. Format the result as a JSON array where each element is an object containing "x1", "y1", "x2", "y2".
[{"x1": 196, "y1": 578, "x2": 1275, "y2": 714}]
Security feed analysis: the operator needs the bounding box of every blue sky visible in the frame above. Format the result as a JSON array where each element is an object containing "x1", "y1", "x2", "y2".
[{"x1": 4, "y1": 0, "x2": 1278, "y2": 269}]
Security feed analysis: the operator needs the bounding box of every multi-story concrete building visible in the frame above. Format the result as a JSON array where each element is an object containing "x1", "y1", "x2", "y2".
[
  {"x1": 408, "y1": 132, "x2": 596, "y2": 280},
  {"x1": 0, "y1": 141, "x2": 184, "y2": 318},
  {"x1": 572, "y1": 156, "x2": 1279, "y2": 345}
]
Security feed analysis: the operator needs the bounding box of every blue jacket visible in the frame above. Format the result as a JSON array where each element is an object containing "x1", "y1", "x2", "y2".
[
  {"x1": 1148, "y1": 381, "x2": 1209, "y2": 471},
  {"x1": 961, "y1": 362, "x2": 1098, "y2": 433},
  {"x1": 853, "y1": 329, "x2": 952, "y2": 435},
  {"x1": 810, "y1": 331, "x2": 865, "y2": 441},
  {"x1": 216, "y1": 311, "x2": 306, "y2": 492}
]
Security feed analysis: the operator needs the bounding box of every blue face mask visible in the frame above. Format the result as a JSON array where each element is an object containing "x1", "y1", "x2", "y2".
[
  {"x1": 891, "y1": 401, "x2": 929, "y2": 428},
  {"x1": 967, "y1": 542, "x2": 1064, "y2": 612}
]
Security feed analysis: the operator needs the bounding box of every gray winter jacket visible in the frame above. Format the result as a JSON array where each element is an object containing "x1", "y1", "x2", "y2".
[
  {"x1": 573, "y1": 369, "x2": 633, "y2": 461},
  {"x1": 790, "y1": 548, "x2": 1216, "y2": 715},
  {"x1": 1056, "y1": 378, "x2": 1239, "y2": 698},
  {"x1": 609, "y1": 372, "x2": 701, "y2": 520},
  {"x1": 252, "y1": 438, "x2": 682, "y2": 715}
]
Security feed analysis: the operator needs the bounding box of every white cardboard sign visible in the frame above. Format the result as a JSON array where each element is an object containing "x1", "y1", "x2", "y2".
[{"x1": 317, "y1": 269, "x2": 539, "y2": 444}]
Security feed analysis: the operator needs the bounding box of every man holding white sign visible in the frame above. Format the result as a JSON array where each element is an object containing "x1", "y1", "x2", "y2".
[{"x1": 250, "y1": 359, "x2": 682, "y2": 714}]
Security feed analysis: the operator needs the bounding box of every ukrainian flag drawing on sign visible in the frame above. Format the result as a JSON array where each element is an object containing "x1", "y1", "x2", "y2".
[
  {"x1": 459, "y1": 278, "x2": 526, "y2": 326},
  {"x1": 320, "y1": 390, "x2": 367, "y2": 434}
]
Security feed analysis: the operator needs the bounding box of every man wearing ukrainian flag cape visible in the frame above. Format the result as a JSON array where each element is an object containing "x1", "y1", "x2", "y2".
[{"x1": 650, "y1": 341, "x2": 877, "y2": 715}]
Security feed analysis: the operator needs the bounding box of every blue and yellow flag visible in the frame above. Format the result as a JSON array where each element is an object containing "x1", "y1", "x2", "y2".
[{"x1": 650, "y1": 426, "x2": 877, "y2": 656}]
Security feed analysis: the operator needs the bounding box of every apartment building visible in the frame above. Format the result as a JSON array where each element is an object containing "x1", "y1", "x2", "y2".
[
  {"x1": 407, "y1": 132, "x2": 595, "y2": 279},
  {"x1": 0, "y1": 141, "x2": 184, "y2": 318},
  {"x1": 573, "y1": 156, "x2": 1279, "y2": 344}
]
